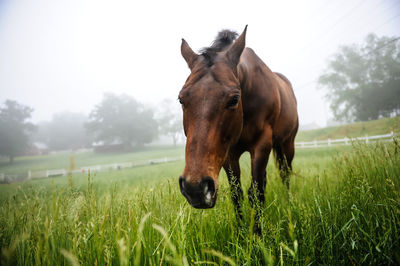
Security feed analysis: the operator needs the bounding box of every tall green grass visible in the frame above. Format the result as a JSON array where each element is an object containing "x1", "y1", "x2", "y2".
[{"x1": 0, "y1": 141, "x2": 399, "y2": 265}]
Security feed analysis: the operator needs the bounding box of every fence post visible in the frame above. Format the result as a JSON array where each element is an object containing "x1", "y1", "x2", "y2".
[
  {"x1": 27, "y1": 170, "x2": 31, "y2": 180},
  {"x1": 301, "y1": 142, "x2": 304, "y2": 148},
  {"x1": 328, "y1": 138, "x2": 331, "y2": 147},
  {"x1": 344, "y1": 137, "x2": 349, "y2": 145},
  {"x1": 365, "y1": 134, "x2": 369, "y2": 144},
  {"x1": 314, "y1": 140, "x2": 317, "y2": 147}
]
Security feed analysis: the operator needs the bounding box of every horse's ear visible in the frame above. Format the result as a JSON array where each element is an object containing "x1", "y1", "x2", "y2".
[
  {"x1": 181, "y1": 39, "x2": 198, "y2": 70},
  {"x1": 226, "y1": 25, "x2": 247, "y2": 68}
]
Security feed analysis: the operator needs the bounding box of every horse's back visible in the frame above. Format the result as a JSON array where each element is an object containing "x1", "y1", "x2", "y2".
[{"x1": 273, "y1": 72, "x2": 298, "y2": 142}]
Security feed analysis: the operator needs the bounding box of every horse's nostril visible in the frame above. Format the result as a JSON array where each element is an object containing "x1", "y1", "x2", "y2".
[
  {"x1": 203, "y1": 183, "x2": 208, "y2": 195},
  {"x1": 201, "y1": 177, "x2": 215, "y2": 196},
  {"x1": 201, "y1": 177, "x2": 215, "y2": 206},
  {"x1": 179, "y1": 176, "x2": 186, "y2": 192}
]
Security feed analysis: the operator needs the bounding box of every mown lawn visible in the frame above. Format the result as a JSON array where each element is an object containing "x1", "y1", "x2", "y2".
[
  {"x1": 296, "y1": 116, "x2": 400, "y2": 141},
  {"x1": 0, "y1": 142, "x2": 399, "y2": 265}
]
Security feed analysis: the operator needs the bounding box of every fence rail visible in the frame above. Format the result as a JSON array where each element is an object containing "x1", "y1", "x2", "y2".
[
  {"x1": 295, "y1": 132, "x2": 395, "y2": 148},
  {"x1": 0, "y1": 156, "x2": 184, "y2": 184}
]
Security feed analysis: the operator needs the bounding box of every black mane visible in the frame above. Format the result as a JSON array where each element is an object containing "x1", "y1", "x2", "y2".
[{"x1": 200, "y1": 30, "x2": 238, "y2": 66}]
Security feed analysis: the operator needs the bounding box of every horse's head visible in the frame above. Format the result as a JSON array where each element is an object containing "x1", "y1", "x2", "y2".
[{"x1": 178, "y1": 27, "x2": 247, "y2": 208}]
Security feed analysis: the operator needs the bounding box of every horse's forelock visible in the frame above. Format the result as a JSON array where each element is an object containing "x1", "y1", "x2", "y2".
[{"x1": 199, "y1": 30, "x2": 239, "y2": 66}]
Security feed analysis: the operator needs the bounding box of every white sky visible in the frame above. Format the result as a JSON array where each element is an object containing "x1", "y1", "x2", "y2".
[{"x1": 0, "y1": 0, "x2": 399, "y2": 127}]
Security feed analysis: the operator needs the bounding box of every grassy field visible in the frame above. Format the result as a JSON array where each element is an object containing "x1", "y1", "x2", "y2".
[
  {"x1": 297, "y1": 116, "x2": 400, "y2": 141},
  {"x1": 0, "y1": 141, "x2": 399, "y2": 265}
]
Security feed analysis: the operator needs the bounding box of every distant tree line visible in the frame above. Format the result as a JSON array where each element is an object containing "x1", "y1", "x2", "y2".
[
  {"x1": 0, "y1": 94, "x2": 183, "y2": 164},
  {"x1": 318, "y1": 34, "x2": 400, "y2": 122}
]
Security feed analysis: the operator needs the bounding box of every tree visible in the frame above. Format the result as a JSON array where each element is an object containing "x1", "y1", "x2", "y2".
[
  {"x1": 0, "y1": 100, "x2": 36, "y2": 163},
  {"x1": 34, "y1": 112, "x2": 91, "y2": 151},
  {"x1": 155, "y1": 99, "x2": 183, "y2": 146},
  {"x1": 318, "y1": 34, "x2": 400, "y2": 122},
  {"x1": 86, "y1": 93, "x2": 158, "y2": 149}
]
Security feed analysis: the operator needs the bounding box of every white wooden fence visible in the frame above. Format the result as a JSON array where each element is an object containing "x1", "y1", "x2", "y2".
[
  {"x1": 0, "y1": 156, "x2": 184, "y2": 183},
  {"x1": 295, "y1": 132, "x2": 395, "y2": 148}
]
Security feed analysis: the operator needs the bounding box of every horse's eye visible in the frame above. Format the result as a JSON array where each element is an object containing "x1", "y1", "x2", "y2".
[
  {"x1": 227, "y1": 95, "x2": 240, "y2": 108},
  {"x1": 178, "y1": 98, "x2": 184, "y2": 105}
]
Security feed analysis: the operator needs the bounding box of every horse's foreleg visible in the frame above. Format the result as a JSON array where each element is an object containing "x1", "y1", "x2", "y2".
[
  {"x1": 249, "y1": 126, "x2": 273, "y2": 234},
  {"x1": 274, "y1": 138, "x2": 295, "y2": 190},
  {"x1": 248, "y1": 148, "x2": 271, "y2": 207},
  {"x1": 223, "y1": 152, "x2": 243, "y2": 220}
]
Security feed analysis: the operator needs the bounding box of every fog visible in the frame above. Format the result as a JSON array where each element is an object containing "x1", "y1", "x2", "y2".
[{"x1": 0, "y1": 0, "x2": 399, "y2": 128}]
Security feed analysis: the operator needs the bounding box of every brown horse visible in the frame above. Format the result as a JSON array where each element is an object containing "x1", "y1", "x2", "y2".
[{"x1": 178, "y1": 26, "x2": 298, "y2": 227}]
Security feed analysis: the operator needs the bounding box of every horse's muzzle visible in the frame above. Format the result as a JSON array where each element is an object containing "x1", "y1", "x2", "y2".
[{"x1": 179, "y1": 176, "x2": 217, "y2": 209}]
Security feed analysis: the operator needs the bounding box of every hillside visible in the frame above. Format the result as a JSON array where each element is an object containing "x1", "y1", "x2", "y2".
[{"x1": 296, "y1": 116, "x2": 400, "y2": 142}]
